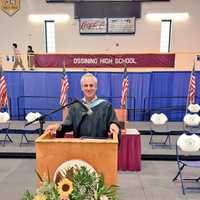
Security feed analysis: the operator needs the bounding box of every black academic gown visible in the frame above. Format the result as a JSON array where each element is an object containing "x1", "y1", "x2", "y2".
[{"x1": 56, "y1": 99, "x2": 120, "y2": 139}]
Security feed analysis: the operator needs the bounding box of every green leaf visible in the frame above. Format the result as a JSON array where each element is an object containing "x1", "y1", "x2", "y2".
[
  {"x1": 21, "y1": 190, "x2": 34, "y2": 200},
  {"x1": 24, "y1": 165, "x2": 119, "y2": 200},
  {"x1": 35, "y1": 169, "x2": 43, "y2": 182},
  {"x1": 47, "y1": 167, "x2": 50, "y2": 183}
]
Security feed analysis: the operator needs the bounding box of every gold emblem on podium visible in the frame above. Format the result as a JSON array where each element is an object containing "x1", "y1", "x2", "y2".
[{"x1": 0, "y1": 0, "x2": 20, "y2": 16}]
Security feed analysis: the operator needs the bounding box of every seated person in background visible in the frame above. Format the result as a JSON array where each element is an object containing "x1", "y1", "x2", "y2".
[{"x1": 46, "y1": 73, "x2": 120, "y2": 139}]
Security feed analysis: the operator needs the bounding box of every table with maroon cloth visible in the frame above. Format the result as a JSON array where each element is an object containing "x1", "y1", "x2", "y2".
[{"x1": 118, "y1": 134, "x2": 141, "y2": 171}]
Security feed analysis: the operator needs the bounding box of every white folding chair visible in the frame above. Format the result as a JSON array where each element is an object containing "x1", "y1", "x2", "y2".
[
  {"x1": 187, "y1": 104, "x2": 200, "y2": 114},
  {"x1": 173, "y1": 134, "x2": 200, "y2": 194},
  {"x1": 149, "y1": 113, "x2": 171, "y2": 148},
  {"x1": 0, "y1": 112, "x2": 12, "y2": 146},
  {"x1": 18, "y1": 112, "x2": 42, "y2": 146},
  {"x1": 9, "y1": 112, "x2": 42, "y2": 146},
  {"x1": 183, "y1": 113, "x2": 200, "y2": 135}
]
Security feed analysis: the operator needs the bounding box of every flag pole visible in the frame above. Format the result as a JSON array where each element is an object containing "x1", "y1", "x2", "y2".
[
  {"x1": 121, "y1": 65, "x2": 128, "y2": 110},
  {"x1": 120, "y1": 65, "x2": 128, "y2": 132},
  {"x1": 186, "y1": 56, "x2": 196, "y2": 114},
  {"x1": 62, "y1": 59, "x2": 68, "y2": 121}
]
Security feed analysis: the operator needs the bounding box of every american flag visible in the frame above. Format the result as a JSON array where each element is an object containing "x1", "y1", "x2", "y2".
[
  {"x1": 0, "y1": 73, "x2": 8, "y2": 109},
  {"x1": 187, "y1": 64, "x2": 196, "y2": 105},
  {"x1": 121, "y1": 66, "x2": 128, "y2": 108},
  {"x1": 60, "y1": 73, "x2": 69, "y2": 106}
]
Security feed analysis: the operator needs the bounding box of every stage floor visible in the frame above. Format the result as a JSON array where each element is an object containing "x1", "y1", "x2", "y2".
[
  {"x1": 0, "y1": 121, "x2": 187, "y2": 157},
  {"x1": 127, "y1": 121, "x2": 184, "y2": 132}
]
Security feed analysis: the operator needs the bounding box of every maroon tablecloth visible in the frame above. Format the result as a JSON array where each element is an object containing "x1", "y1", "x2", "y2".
[{"x1": 118, "y1": 135, "x2": 141, "y2": 171}]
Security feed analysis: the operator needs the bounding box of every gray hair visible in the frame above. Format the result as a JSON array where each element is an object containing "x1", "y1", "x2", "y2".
[{"x1": 80, "y1": 73, "x2": 98, "y2": 86}]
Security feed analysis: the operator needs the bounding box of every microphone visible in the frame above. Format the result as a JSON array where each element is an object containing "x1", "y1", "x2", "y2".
[{"x1": 75, "y1": 98, "x2": 93, "y2": 115}]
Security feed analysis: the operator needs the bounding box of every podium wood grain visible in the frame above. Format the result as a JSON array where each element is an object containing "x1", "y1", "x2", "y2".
[{"x1": 35, "y1": 131, "x2": 118, "y2": 186}]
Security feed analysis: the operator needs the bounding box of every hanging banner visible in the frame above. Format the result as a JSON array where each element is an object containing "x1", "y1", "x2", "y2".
[
  {"x1": 0, "y1": 0, "x2": 20, "y2": 16},
  {"x1": 35, "y1": 53, "x2": 175, "y2": 68}
]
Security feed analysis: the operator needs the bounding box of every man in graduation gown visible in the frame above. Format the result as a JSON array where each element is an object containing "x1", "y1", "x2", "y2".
[{"x1": 46, "y1": 73, "x2": 120, "y2": 139}]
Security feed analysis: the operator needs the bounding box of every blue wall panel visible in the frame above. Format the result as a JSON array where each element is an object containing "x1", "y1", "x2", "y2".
[{"x1": 3, "y1": 71, "x2": 198, "y2": 121}]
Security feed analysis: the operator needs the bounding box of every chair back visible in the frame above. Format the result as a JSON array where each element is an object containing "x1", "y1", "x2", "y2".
[
  {"x1": 24, "y1": 112, "x2": 41, "y2": 130},
  {"x1": 187, "y1": 104, "x2": 200, "y2": 113},
  {"x1": 0, "y1": 112, "x2": 10, "y2": 129},
  {"x1": 176, "y1": 134, "x2": 200, "y2": 161},
  {"x1": 150, "y1": 113, "x2": 169, "y2": 133},
  {"x1": 183, "y1": 113, "x2": 200, "y2": 134},
  {"x1": 173, "y1": 133, "x2": 200, "y2": 194},
  {"x1": 177, "y1": 134, "x2": 200, "y2": 153}
]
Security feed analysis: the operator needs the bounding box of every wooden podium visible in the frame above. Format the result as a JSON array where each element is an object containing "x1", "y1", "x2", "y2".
[{"x1": 35, "y1": 131, "x2": 118, "y2": 186}]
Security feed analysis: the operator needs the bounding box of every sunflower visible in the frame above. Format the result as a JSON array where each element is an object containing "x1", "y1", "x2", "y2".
[
  {"x1": 33, "y1": 194, "x2": 47, "y2": 200},
  {"x1": 100, "y1": 195, "x2": 109, "y2": 200},
  {"x1": 58, "y1": 178, "x2": 73, "y2": 197}
]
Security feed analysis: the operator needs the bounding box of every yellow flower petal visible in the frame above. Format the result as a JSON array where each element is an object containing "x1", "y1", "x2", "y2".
[
  {"x1": 33, "y1": 194, "x2": 47, "y2": 200},
  {"x1": 58, "y1": 178, "x2": 73, "y2": 197}
]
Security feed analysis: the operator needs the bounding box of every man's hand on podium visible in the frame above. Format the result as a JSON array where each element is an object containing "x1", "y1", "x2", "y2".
[
  {"x1": 109, "y1": 123, "x2": 119, "y2": 136},
  {"x1": 46, "y1": 123, "x2": 61, "y2": 136},
  {"x1": 46, "y1": 122, "x2": 119, "y2": 138}
]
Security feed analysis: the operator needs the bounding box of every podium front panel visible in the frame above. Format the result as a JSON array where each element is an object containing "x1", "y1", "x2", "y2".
[{"x1": 35, "y1": 132, "x2": 118, "y2": 186}]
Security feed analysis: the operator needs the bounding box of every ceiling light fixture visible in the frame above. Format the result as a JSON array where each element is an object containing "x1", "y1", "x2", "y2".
[
  {"x1": 146, "y1": 13, "x2": 189, "y2": 21},
  {"x1": 29, "y1": 14, "x2": 70, "y2": 23}
]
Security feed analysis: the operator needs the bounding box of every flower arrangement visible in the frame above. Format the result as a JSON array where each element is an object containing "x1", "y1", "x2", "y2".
[{"x1": 21, "y1": 166, "x2": 119, "y2": 200}]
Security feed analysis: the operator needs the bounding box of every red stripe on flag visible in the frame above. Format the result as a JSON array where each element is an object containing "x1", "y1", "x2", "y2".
[
  {"x1": 121, "y1": 76, "x2": 128, "y2": 107},
  {"x1": 0, "y1": 76, "x2": 8, "y2": 109},
  {"x1": 187, "y1": 63, "x2": 196, "y2": 105},
  {"x1": 60, "y1": 75, "x2": 69, "y2": 106},
  {"x1": 187, "y1": 74, "x2": 196, "y2": 104}
]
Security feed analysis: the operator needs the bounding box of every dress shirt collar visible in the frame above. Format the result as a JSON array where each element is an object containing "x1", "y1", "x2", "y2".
[{"x1": 82, "y1": 96, "x2": 97, "y2": 105}]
